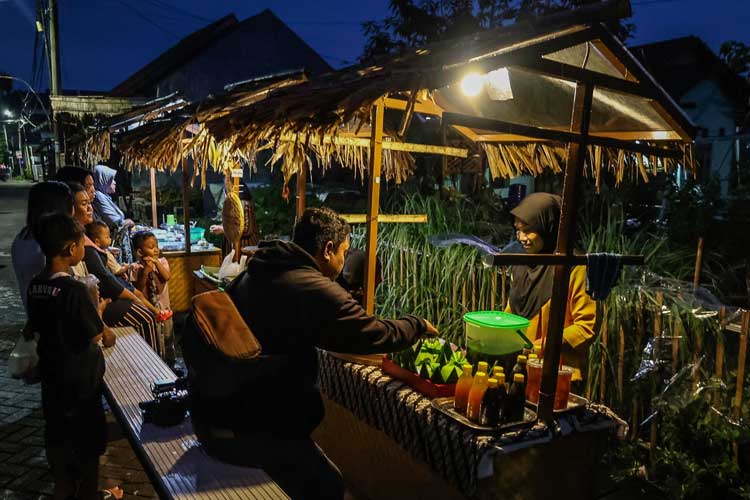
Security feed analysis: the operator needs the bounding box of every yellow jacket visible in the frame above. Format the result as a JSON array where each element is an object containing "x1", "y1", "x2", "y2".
[{"x1": 506, "y1": 265, "x2": 597, "y2": 381}]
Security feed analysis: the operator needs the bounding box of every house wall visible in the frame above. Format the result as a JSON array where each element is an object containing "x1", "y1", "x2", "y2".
[
  {"x1": 147, "y1": 15, "x2": 331, "y2": 101},
  {"x1": 680, "y1": 80, "x2": 738, "y2": 197}
]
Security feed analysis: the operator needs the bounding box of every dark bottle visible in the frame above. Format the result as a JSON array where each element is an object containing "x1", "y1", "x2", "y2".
[
  {"x1": 479, "y1": 378, "x2": 500, "y2": 427},
  {"x1": 495, "y1": 372, "x2": 508, "y2": 423},
  {"x1": 505, "y1": 373, "x2": 526, "y2": 422},
  {"x1": 512, "y1": 354, "x2": 528, "y2": 382}
]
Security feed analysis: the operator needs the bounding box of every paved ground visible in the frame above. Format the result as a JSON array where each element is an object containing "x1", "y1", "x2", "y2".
[{"x1": 0, "y1": 180, "x2": 157, "y2": 500}]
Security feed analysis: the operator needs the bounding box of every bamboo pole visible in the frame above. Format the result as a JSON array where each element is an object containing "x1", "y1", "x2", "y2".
[
  {"x1": 693, "y1": 237, "x2": 705, "y2": 291},
  {"x1": 538, "y1": 82, "x2": 593, "y2": 423},
  {"x1": 363, "y1": 101, "x2": 385, "y2": 315},
  {"x1": 490, "y1": 270, "x2": 497, "y2": 311},
  {"x1": 500, "y1": 268, "x2": 507, "y2": 310},
  {"x1": 296, "y1": 170, "x2": 306, "y2": 221},
  {"x1": 599, "y1": 304, "x2": 608, "y2": 403},
  {"x1": 618, "y1": 325, "x2": 625, "y2": 404},
  {"x1": 672, "y1": 315, "x2": 681, "y2": 375},
  {"x1": 650, "y1": 291, "x2": 664, "y2": 464},
  {"x1": 716, "y1": 307, "x2": 726, "y2": 381},
  {"x1": 150, "y1": 167, "x2": 158, "y2": 227},
  {"x1": 182, "y1": 159, "x2": 191, "y2": 255},
  {"x1": 732, "y1": 310, "x2": 749, "y2": 421}
]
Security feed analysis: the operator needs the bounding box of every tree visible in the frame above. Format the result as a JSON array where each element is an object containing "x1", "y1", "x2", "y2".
[
  {"x1": 361, "y1": 0, "x2": 635, "y2": 61},
  {"x1": 719, "y1": 40, "x2": 750, "y2": 77}
]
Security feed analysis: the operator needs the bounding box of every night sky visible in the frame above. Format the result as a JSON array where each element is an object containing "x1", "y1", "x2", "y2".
[{"x1": 1, "y1": 0, "x2": 749, "y2": 92}]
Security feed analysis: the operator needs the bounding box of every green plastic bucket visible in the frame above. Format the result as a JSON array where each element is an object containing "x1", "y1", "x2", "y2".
[{"x1": 463, "y1": 311, "x2": 532, "y2": 356}]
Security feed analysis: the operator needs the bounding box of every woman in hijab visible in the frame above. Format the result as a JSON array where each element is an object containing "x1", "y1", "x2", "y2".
[
  {"x1": 506, "y1": 193, "x2": 596, "y2": 382},
  {"x1": 92, "y1": 165, "x2": 135, "y2": 262}
]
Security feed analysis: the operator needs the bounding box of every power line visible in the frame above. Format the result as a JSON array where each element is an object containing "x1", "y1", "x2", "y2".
[
  {"x1": 113, "y1": 0, "x2": 180, "y2": 39},
  {"x1": 632, "y1": 0, "x2": 682, "y2": 5},
  {"x1": 143, "y1": 0, "x2": 212, "y2": 24}
]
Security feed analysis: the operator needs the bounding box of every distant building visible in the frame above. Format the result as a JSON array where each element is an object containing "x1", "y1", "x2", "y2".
[
  {"x1": 110, "y1": 9, "x2": 332, "y2": 100},
  {"x1": 632, "y1": 36, "x2": 750, "y2": 197}
]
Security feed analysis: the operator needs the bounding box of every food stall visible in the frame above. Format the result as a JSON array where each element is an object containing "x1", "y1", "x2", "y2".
[{"x1": 77, "y1": 0, "x2": 696, "y2": 496}]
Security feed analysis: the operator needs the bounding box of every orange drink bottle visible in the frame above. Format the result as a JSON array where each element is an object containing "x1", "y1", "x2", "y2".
[
  {"x1": 466, "y1": 371, "x2": 488, "y2": 422},
  {"x1": 525, "y1": 358, "x2": 543, "y2": 403},
  {"x1": 477, "y1": 361, "x2": 489, "y2": 375},
  {"x1": 453, "y1": 364, "x2": 474, "y2": 413}
]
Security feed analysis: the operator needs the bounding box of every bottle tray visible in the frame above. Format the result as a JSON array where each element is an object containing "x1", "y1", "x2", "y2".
[{"x1": 431, "y1": 397, "x2": 537, "y2": 434}]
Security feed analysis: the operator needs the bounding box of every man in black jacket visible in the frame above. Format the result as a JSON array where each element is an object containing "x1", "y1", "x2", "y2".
[{"x1": 186, "y1": 207, "x2": 436, "y2": 500}]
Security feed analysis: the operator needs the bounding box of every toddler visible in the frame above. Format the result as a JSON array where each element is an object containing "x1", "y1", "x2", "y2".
[{"x1": 131, "y1": 231, "x2": 175, "y2": 364}]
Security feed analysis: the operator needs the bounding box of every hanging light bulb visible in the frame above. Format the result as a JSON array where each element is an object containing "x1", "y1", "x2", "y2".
[{"x1": 461, "y1": 73, "x2": 484, "y2": 97}]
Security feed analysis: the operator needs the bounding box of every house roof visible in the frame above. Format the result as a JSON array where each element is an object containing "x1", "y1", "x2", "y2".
[
  {"x1": 110, "y1": 9, "x2": 332, "y2": 99},
  {"x1": 631, "y1": 36, "x2": 750, "y2": 107},
  {"x1": 110, "y1": 14, "x2": 240, "y2": 97}
]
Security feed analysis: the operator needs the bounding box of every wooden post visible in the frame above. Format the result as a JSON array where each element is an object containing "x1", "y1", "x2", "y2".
[
  {"x1": 732, "y1": 310, "x2": 749, "y2": 421},
  {"x1": 296, "y1": 169, "x2": 306, "y2": 221},
  {"x1": 150, "y1": 168, "x2": 158, "y2": 228},
  {"x1": 363, "y1": 100, "x2": 385, "y2": 315},
  {"x1": 650, "y1": 291, "x2": 663, "y2": 464},
  {"x1": 538, "y1": 82, "x2": 594, "y2": 423},
  {"x1": 693, "y1": 237, "x2": 704, "y2": 291},
  {"x1": 182, "y1": 159, "x2": 191, "y2": 255}
]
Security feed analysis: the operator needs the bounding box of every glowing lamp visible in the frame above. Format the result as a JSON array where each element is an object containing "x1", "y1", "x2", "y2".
[{"x1": 461, "y1": 73, "x2": 484, "y2": 97}]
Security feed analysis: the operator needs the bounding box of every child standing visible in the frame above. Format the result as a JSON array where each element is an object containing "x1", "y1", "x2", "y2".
[
  {"x1": 131, "y1": 231, "x2": 175, "y2": 365},
  {"x1": 27, "y1": 213, "x2": 120, "y2": 500}
]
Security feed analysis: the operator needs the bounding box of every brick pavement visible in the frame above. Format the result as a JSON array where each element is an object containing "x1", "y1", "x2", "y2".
[{"x1": 0, "y1": 328, "x2": 158, "y2": 500}]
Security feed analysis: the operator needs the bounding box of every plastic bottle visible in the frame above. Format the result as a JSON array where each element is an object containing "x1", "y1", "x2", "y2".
[
  {"x1": 466, "y1": 371, "x2": 488, "y2": 422},
  {"x1": 492, "y1": 366, "x2": 504, "y2": 379},
  {"x1": 512, "y1": 355, "x2": 528, "y2": 382},
  {"x1": 479, "y1": 378, "x2": 500, "y2": 427},
  {"x1": 454, "y1": 364, "x2": 474, "y2": 413},
  {"x1": 505, "y1": 373, "x2": 526, "y2": 422},
  {"x1": 477, "y1": 361, "x2": 489, "y2": 375},
  {"x1": 495, "y1": 373, "x2": 508, "y2": 423}
]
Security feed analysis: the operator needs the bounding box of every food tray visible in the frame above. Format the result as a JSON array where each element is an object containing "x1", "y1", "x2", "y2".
[
  {"x1": 525, "y1": 393, "x2": 589, "y2": 416},
  {"x1": 381, "y1": 357, "x2": 456, "y2": 398},
  {"x1": 431, "y1": 397, "x2": 537, "y2": 433}
]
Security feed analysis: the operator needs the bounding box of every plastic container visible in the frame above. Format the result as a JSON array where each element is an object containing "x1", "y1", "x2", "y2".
[
  {"x1": 464, "y1": 311, "x2": 532, "y2": 373},
  {"x1": 190, "y1": 226, "x2": 206, "y2": 243}
]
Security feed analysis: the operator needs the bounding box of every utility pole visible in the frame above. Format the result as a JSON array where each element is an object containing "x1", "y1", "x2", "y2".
[{"x1": 47, "y1": 0, "x2": 63, "y2": 174}]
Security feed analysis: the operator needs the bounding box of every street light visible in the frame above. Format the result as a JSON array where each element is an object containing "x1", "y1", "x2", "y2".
[{"x1": 2, "y1": 109, "x2": 12, "y2": 118}]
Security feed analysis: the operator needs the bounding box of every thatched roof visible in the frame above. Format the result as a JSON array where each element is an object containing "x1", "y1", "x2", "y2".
[{"x1": 81, "y1": 0, "x2": 696, "y2": 189}]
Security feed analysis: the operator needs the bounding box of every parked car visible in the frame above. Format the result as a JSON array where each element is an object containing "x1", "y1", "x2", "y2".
[{"x1": 0, "y1": 163, "x2": 9, "y2": 181}]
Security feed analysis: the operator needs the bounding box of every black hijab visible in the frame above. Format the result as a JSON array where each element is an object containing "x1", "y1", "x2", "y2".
[{"x1": 508, "y1": 193, "x2": 562, "y2": 319}]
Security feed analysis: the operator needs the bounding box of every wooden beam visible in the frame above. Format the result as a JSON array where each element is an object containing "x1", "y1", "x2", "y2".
[
  {"x1": 340, "y1": 214, "x2": 428, "y2": 224},
  {"x1": 384, "y1": 97, "x2": 444, "y2": 117},
  {"x1": 481, "y1": 253, "x2": 644, "y2": 267},
  {"x1": 181, "y1": 159, "x2": 191, "y2": 255},
  {"x1": 279, "y1": 133, "x2": 468, "y2": 158},
  {"x1": 477, "y1": 130, "x2": 680, "y2": 142},
  {"x1": 364, "y1": 101, "x2": 385, "y2": 315},
  {"x1": 591, "y1": 39, "x2": 638, "y2": 82},
  {"x1": 512, "y1": 58, "x2": 653, "y2": 99},
  {"x1": 450, "y1": 125, "x2": 480, "y2": 142},
  {"x1": 442, "y1": 112, "x2": 684, "y2": 159},
  {"x1": 296, "y1": 170, "x2": 306, "y2": 221},
  {"x1": 538, "y1": 82, "x2": 594, "y2": 423},
  {"x1": 150, "y1": 167, "x2": 158, "y2": 227}
]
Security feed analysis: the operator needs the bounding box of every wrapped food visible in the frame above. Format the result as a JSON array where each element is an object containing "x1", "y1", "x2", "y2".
[{"x1": 222, "y1": 190, "x2": 245, "y2": 243}]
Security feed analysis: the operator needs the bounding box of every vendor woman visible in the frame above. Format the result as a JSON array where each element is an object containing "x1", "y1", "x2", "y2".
[{"x1": 506, "y1": 193, "x2": 596, "y2": 382}]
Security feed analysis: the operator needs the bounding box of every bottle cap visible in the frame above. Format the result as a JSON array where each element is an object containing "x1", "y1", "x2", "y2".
[
  {"x1": 517, "y1": 355, "x2": 527, "y2": 363},
  {"x1": 492, "y1": 366, "x2": 504, "y2": 374},
  {"x1": 477, "y1": 361, "x2": 489, "y2": 372},
  {"x1": 462, "y1": 364, "x2": 473, "y2": 375},
  {"x1": 528, "y1": 353, "x2": 538, "y2": 360},
  {"x1": 487, "y1": 378, "x2": 498, "y2": 388},
  {"x1": 513, "y1": 373, "x2": 525, "y2": 383},
  {"x1": 475, "y1": 371, "x2": 488, "y2": 382},
  {"x1": 497, "y1": 373, "x2": 506, "y2": 384}
]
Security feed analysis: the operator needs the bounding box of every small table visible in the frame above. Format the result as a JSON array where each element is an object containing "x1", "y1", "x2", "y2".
[{"x1": 162, "y1": 247, "x2": 221, "y2": 312}]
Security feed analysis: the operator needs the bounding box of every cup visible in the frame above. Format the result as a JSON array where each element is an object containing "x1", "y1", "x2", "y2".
[
  {"x1": 525, "y1": 360, "x2": 573, "y2": 410},
  {"x1": 554, "y1": 365, "x2": 574, "y2": 410},
  {"x1": 166, "y1": 214, "x2": 176, "y2": 226},
  {"x1": 526, "y1": 358, "x2": 542, "y2": 404}
]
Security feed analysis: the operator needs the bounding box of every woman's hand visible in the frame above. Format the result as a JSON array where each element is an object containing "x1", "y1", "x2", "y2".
[
  {"x1": 209, "y1": 224, "x2": 224, "y2": 235},
  {"x1": 110, "y1": 247, "x2": 121, "y2": 258},
  {"x1": 123, "y1": 219, "x2": 135, "y2": 229}
]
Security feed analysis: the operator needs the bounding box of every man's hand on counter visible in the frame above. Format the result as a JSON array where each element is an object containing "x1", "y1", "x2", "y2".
[{"x1": 423, "y1": 319, "x2": 439, "y2": 337}]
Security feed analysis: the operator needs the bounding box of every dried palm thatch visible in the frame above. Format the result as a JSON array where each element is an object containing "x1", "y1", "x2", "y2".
[{"x1": 481, "y1": 141, "x2": 695, "y2": 189}]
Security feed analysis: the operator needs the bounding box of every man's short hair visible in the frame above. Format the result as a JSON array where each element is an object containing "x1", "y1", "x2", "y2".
[
  {"x1": 293, "y1": 207, "x2": 351, "y2": 256},
  {"x1": 131, "y1": 230, "x2": 156, "y2": 255},
  {"x1": 35, "y1": 213, "x2": 85, "y2": 258}
]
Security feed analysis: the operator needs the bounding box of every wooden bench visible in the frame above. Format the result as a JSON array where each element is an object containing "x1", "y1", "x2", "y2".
[{"x1": 103, "y1": 327, "x2": 289, "y2": 500}]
